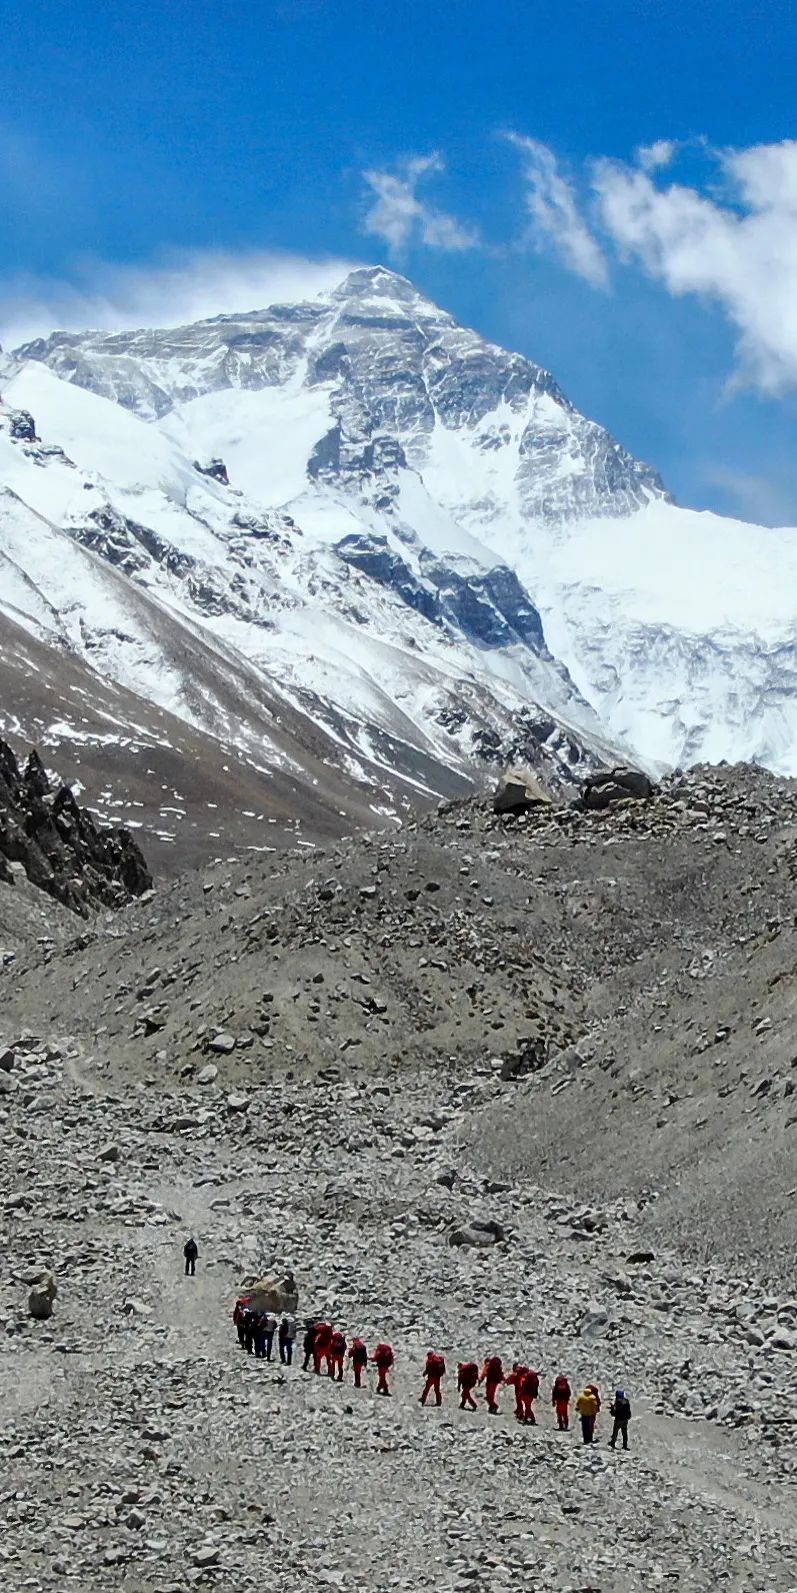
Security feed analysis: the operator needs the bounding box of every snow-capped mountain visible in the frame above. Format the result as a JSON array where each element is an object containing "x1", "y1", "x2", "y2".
[{"x1": 2, "y1": 264, "x2": 797, "y2": 856}]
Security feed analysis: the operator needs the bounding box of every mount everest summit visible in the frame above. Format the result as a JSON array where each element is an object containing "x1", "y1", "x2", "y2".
[{"x1": 1, "y1": 264, "x2": 796, "y2": 860}]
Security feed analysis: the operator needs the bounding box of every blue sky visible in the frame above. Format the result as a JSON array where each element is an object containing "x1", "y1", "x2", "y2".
[{"x1": 4, "y1": 0, "x2": 797, "y2": 523}]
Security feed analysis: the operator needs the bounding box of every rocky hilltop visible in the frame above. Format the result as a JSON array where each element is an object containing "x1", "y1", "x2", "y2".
[{"x1": 1, "y1": 761, "x2": 796, "y2": 1591}]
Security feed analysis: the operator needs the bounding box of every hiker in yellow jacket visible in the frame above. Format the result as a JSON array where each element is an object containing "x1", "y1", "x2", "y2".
[{"x1": 575, "y1": 1385, "x2": 599, "y2": 1445}]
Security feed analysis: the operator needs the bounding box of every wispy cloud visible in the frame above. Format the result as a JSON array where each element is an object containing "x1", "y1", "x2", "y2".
[
  {"x1": 594, "y1": 139, "x2": 797, "y2": 392},
  {"x1": 504, "y1": 133, "x2": 609, "y2": 288},
  {"x1": 361, "y1": 153, "x2": 479, "y2": 254},
  {"x1": 635, "y1": 139, "x2": 678, "y2": 173},
  {"x1": 0, "y1": 248, "x2": 357, "y2": 350}
]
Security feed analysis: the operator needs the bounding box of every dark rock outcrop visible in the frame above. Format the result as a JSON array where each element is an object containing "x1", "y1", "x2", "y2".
[
  {"x1": 582, "y1": 767, "x2": 655, "y2": 810},
  {"x1": 0, "y1": 740, "x2": 152, "y2": 916},
  {"x1": 194, "y1": 457, "x2": 230, "y2": 485}
]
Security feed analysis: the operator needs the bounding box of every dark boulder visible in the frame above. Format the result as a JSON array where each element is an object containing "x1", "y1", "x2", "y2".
[{"x1": 582, "y1": 767, "x2": 654, "y2": 810}]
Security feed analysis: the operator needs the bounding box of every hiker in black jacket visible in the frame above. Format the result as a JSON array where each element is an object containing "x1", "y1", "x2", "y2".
[
  {"x1": 183, "y1": 1237, "x2": 198, "y2": 1276},
  {"x1": 609, "y1": 1390, "x2": 632, "y2": 1450},
  {"x1": 302, "y1": 1320, "x2": 317, "y2": 1372}
]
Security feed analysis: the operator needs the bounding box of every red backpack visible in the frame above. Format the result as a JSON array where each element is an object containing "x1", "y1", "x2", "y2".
[
  {"x1": 459, "y1": 1361, "x2": 478, "y2": 1385},
  {"x1": 426, "y1": 1352, "x2": 445, "y2": 1376},
  {"x1": 374, "y1": 1342, "x2": 394, "y2": 1367},
  {"x1": 523, "y1": 1369, "x2": 540, "y2": 1397},
  {"x1": 485, "y1": 1356, "x2": 503, "y2": 1380}
]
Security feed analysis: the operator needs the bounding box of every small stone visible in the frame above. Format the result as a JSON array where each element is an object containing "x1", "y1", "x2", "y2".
[
  {"x1": 28, "y1": 1269, "x2": 57, "y2": 1320},
  {"x1": 194, "y1": 1546, "x2": 219, "y2": 1568},
  {"x1": 98, "y1": 1142, "x2": 119, "y2": 1162},
  {"x1": 197, "y1": 1063, "x2": 219, "y2": 1085},
  {"x1": 209, "y1": 1032, "x2": 236, "y2": 1054}
]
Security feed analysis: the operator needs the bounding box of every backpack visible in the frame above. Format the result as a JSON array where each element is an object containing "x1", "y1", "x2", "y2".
[
  {"x1": 459, "y1": 1361, "x2": 478, "y2": 1385},
  {"x1": 485, "y1": 1356, "x2": 502, "y2": 1380},
  {"x1": 614, "y1": 1396, "x2": 631, "y2": 1420},
  {"x1": 427, "y1": 1353, "x2": 445, "y2": 1376},
  {"x1": 523, "y1": 1370, "x2": 540, "y2": 1397},
  {"x1": 374, "y1": 1343, "x2": 393, "y2": 1366}
]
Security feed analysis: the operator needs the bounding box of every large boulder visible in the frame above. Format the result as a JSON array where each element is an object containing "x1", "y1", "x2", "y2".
[
  {"x1": 582, "y1": 767, "x2": 654, "y2": 810},
  {"x1": 28, "y1": 1269, "x2": 57, "y2": 1320},
  {"x1": 240, "y1": 1271, "x2": 299, "y2": 1315},
  {"x1": 493, "y1": 766, "x2": 553, "y2": 815}
]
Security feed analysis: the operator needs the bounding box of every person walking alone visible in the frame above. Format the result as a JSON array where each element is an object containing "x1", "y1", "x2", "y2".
[{"x1": 183, "y1": 1238, "x2": 198, "y2": 1277}]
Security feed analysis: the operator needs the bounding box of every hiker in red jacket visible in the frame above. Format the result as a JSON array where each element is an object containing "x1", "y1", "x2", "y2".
[
  {"x1": 328, "y1": 1329, "x2": 346, "y2": 1382},
  {"x1": 420, "y1": 1351, "x2": 446, "y2": 1407},
  {"x1": 552, "y1": 1373, "x2": 571, "y2": 1430},
  {"x1": 480, "y1": 1355, "x2": 504, "y2": 1415},
  {"x1": 520, "y1": 1366, "x2": 540, "y2": 1424},
  {"x1": 348, "y1": 1337, "x2": 368, "y2": 1387},
  {"x1": 506, "y1": 1363, "x2": 528, "y2": 1422},
  {"x1": 313, "y1": 1321, "x2": 333, "y2": 1375},
  {"x1": 458, "y1": 1361, "x2": 479, "y2": 1410},
  {"x1": 374, "y1": 1342, "x2": 394, "y2": 1395}
]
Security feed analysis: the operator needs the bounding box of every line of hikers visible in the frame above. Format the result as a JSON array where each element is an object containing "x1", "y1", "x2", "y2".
[
  {"x1": 233, "y1": 1300, "x2": 298, "y2": 1364},
  {"x1": 232, "y1": 1307, "x2": 632, "y2": 1449}
]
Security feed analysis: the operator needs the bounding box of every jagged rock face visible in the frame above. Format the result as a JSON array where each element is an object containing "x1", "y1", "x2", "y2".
[{"x1": 0, "y1": 739, "x2": 152, "y2": 915}]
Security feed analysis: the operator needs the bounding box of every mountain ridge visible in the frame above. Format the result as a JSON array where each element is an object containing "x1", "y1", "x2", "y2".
[{"x1": 3, "y1": 265, "x2": 797, "y2": 867}]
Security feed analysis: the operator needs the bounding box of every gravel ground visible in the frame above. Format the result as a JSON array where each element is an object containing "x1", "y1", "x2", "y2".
[{"x1": 1, "y1": 764, "x2": 796, "y2": 1592}]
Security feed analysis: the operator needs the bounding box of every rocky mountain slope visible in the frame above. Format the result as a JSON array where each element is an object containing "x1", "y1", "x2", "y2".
[
  {"x1": 4, "y1": 266, "x2": 797, "y2": 871},
  {"x1": 1, "y1": 766, "x2": 796, "y2": 1592}
]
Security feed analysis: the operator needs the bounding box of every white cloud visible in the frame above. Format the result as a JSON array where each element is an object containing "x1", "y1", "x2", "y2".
[
  {"x1": 636, "y1": 139, "x2": 677, "y2": 172},
  {"x1": 594, "y1": 139, "x2": 797, "y2": 392},
  {"x1": 0, "y1": 247, "x2": 357, "y2": 351},
  {"x1": 505, "y1": 133, "x2": 609, "y2": 288},
  {"x1": 361, "y1": 154, "x2": 479, "y2": 254}
]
